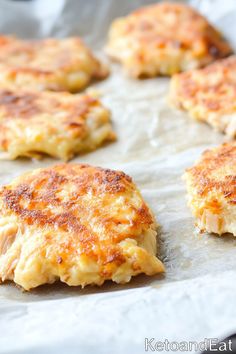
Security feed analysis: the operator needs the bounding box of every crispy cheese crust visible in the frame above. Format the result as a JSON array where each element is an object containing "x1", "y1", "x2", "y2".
[
  {"x1": 0, "y1": 164, "x2": 164, "y2": 290},
  {"x1": 105, "y1": 2, "x2": 232, "y2": 78},
  {"x1": 0, "y1": 36, "x2": 108, "y2": 92},
  {"x1": 184, "y1": 143, "x2": 236, "y2": 236},
  {"x1": 170, "y1": 55, "x2": 236, "y2": 137},
  {"x1": 0, "y1": 89, "x2": 115, "y2": 161}
]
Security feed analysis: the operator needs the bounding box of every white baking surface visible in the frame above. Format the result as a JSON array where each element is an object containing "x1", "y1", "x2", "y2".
[{"x1": 0, "y1": 0, "x2": 235, "y2": 353}]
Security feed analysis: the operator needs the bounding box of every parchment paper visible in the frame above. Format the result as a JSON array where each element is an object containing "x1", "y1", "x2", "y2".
[{"x1": 0, "y1": 1, "x2": 236, "y2": 353}]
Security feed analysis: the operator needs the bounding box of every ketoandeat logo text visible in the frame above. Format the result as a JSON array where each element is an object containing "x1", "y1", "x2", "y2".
[{"x1": 144, "y1": 338, "x2": 232, "y2": 352}]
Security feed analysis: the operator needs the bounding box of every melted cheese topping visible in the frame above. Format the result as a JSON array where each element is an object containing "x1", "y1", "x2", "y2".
[
  {"x1": 0, "y1": 90, "x2": 115, "y2": 161},
  {"x1": 170, "y1": 55, "x2": 236, "y2": 137},
  {"x1": 0, "y1": 164, "x2": 164, "y2": 290},
  {"x1": 0, "y1": 36, "x2": 108, "y2": 92},
  {"x1": 105, "y1": 2, "x2": 232, "y2": 78},
  {"x1": 184, "y1": 143, "x2": 236, "y2": 236}
]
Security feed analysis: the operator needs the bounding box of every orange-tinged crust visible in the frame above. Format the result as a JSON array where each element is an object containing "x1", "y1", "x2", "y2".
[
  {"x1": 0, "y1": 164, "x2": 164, "y2": 290},
  {"x1": 184, "y1": 143, "x2": 236, "y2": 236},
  {"x1": 170, "y1": 55, "x2": 236, "y2": 137},
  {"x1": 0, "y1": 89, "x2": 115, "y2": 161},
  {"x1": 0, "y1": 36, "x2": 108, "y2": 92},
  {"x1": 105, "y1": 2, "x2": 232, "y2": 78}
]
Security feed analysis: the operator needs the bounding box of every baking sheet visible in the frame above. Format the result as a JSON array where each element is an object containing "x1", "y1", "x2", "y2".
[{"x1": 0, "y1": 0, "x2": 236, "y2": 353}]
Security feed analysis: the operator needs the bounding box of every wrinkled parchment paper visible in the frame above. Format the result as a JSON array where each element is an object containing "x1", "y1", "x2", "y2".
[{"x1": 0, "y1": 1, "x2": 236, "y2": 353}]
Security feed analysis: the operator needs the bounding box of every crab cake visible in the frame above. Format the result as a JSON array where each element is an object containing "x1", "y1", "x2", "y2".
[
  {"x1": 170, "y1": 56, "x2": 236, "y2": 137},
  {"x1": 0, "y1": 36, "x2": 108, "y2": 92},
  {"x1": 105, "y1": 2, "x2": 232, "y2": 78},
  {"x1": 184, "y1": 143, "x2": 236, "y2": 236},
  {"x1": 0, "y1": 164, "x2": 164, "y2": 290},
  {"x1": 0, "y1": 90, "x2": 115, "y2": 161}
]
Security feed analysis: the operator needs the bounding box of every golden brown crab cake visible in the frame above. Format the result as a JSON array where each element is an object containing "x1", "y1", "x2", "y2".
[
  {"x1": 0, "y1": 163, "x2": 164, "y2": 291},
  {"x1": 105, "y1": 2, "x2": 232, "y2": 78},
  {"x1": 0, "y1": 89, "x2": 115, "y2": 161},
  {"x1": 170, "y1": 56, "x2": 236, "y2": 137},
  {"x1": 184, "y1": 143, "x2": 236, "y2": 236},
  {"x1": 0, "y1": 36, "x2": 108, "y2": 92}
]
